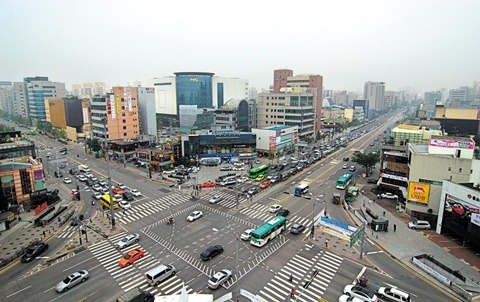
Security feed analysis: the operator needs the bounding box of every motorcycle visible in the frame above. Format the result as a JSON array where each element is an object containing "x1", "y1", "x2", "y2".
[{"x1": 357, "y1": 275, "x2": 368, "y2": 287}]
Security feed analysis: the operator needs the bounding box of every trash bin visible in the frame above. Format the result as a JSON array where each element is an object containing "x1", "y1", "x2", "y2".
[{"x1": 371, "y1": 219, "x2": 389, "y2": 232}]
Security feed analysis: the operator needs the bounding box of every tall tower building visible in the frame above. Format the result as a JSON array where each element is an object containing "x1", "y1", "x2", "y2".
[
  {"x1": 0, "y1": 82, "x2": 13, "y2": 115},
  {"x1": 23, "y1": 76, "x2": 66, "y2": 123},
  {"x1": 364, "y1": 81, "x2": 385, "y2": 112}
]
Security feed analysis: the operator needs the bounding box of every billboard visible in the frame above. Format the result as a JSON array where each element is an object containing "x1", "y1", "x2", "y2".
[
  {"x1": 429, "y1": 138, "x2": 474, "y2": 149},
  {"x1": 408, "y1": 181, "x2": 430, "y2": 204},
  {"x1": 109, "y1": 94, "x2": 116, "y2": 120}
]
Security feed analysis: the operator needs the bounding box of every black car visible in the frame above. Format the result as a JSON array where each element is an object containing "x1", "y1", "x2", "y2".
[
  {"x1": 201, "y1": 245, "x2": 224, "y2": 261},
  {"x1": 123, "y1": 192, "x2": 134, "y2": 201},
  {"x1": 46, "y1": 189, "x2": 59, "y2": 197},
  {"x1": 85, "y1": 179, "x2": 94, "y2": 186},
  {"x1": 54, "y1": 171, "x2": 64, "y2": 178},
  {"x1": 68, "y1": 168, "x2": 77, "y2": 175},
  {"x1": 277, "y1": 209, "x2": 290, "y2": 217},
  {"x1": 276, "y1": 165, "x2": 285, "y2": 171},
  {"x1": 343, "y1": 157, "x2": 349, "y2": 161},
  {"x1": 21, "y1": 242, "x2": 49, "y2": 263},
  {"x1": 271, "y1": 164, "x2": 277, "y2": 170},
  {"x1": 367, "y1": 178, "x2": 377, "y2": 184}
]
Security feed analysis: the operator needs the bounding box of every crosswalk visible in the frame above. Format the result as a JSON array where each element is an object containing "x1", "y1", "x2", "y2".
[
  {"x1": 89, "y1": 232, "x2": 193, "y2": 296},
  {"x1": 257, "y1": 249, "x2": 343, "y2": 302},
  {"x1": 56, "y1": 225, "x2": 78, "y2": 239},
  {"x1": 115, "y1": 193, "x2": 191, "y2": 224},
  {"x1": 240, "y1": 203, "x2": 313, "y2": 234},
  {"x1": 201, "y1": 190, "x2": 248, "y2": 208}
]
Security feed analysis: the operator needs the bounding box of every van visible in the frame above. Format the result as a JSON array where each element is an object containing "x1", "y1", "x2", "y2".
[
  {"x1": 145, "y1": 264, "x2": 176, "y2": 286},
  {"x1": 78, "y1": 164, "x2": 90, "y2": 172}
]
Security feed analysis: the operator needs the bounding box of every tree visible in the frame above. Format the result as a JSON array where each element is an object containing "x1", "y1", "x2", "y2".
[
  {"x1": 352, "y1": 151, "x2": 380, "y2": 177},
  {"x1": 473, "y1": 135, "x2": 480, "y2": 147}
]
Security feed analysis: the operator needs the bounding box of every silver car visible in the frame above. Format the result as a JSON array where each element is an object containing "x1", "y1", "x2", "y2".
[
  {"x1": 408, "y1": 220, "x2": 431, "y2": 230},
  {"x1": 207, "y1": 269, "x2": 232, "y2": 289},
  {"x1": 115, "y1": 233, "x2": 140, "y2": 249},
  {"x1": 55, "y1": 270, "x2": 89, "y2": 292}
]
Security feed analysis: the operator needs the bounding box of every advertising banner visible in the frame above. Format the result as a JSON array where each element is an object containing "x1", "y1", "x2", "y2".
[
  {"x1": 429, "y1": 138, "x2": 474, "y2": 149},
  {"x1": 408, "y1": 181, "x2": 430, "y2": 204},
  {"x1": 115, "y1": 94, "x2": 121, "y2": 115},
  {"x1": 109, "y1": 94, "x2": 116, "y2": 120}
]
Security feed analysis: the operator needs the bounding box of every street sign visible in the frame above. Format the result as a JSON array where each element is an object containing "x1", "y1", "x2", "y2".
[{"x1": 350, "y1": 228, "x2": 364, "y2": 247}]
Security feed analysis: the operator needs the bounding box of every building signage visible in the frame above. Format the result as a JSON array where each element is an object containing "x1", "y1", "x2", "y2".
[
  {"x1": 429, "y1": 138, "x2": 474, "y2": 149},
  {"x1": 445, "y1": 194, "x2": 479, "y2": 224},
  {"x1": 269, "y1": 136, "x2": 276, "y2": 151},
  {"x1": 109, "y1": 94, "x2": 116, "y2": 120},
  {"x1": 30, "y1": 188, "x2": 47, "y2": 197},
  {"x1": 215, "y1": 131, "x2": 240, "y2": 137},
  {"x1": 189, "y1": 78, "x2": 198, "y2": 82},
  {"x1": 408, "y1": 181, "x2": 430, "y2": 204},
  {"x1": 381, "y1": 173, "x2": 408, "y2": 182},
  {"x1": 115, "y1": 94, "x2": 121, "y2": 115},
  {"x1": 472, "y1": 213, "x2": 480, "y2": 227},
  {"x1": 124, "y1": 87, "x2": 133, "y2": 112}
]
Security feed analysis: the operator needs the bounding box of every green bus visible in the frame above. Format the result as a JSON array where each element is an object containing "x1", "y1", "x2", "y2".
[
  {"x1": 336, "y1": 172, "x2": 353, "y2": 190},
  {"x1": 248, "y1": 164, "x2": 270, "y2": 179},
  {"x1": 250, "y1": 216, "x2": 287, "y2": 247}
]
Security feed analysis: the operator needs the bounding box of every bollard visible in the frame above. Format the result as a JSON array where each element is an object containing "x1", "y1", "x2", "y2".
[{"x1": 79, "y1": 237, "x2": 82, "y2": 245}]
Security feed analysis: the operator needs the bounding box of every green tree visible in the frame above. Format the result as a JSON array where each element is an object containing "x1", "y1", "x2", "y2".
[
  {"x1": 473, "y1": 135, "x2": 480, "y2": 147},
  {"x1": 352, "y1": 151, "x2": 380, "y2": 177}
]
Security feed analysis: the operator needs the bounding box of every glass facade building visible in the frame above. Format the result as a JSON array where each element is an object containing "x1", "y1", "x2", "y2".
[{"x1": 175, "y1": 72, "x2": 214, "y2": 112}]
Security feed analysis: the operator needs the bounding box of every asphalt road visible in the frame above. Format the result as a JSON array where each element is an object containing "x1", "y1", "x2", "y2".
[{"x1": 0, "y1": 113, "x2": 455, "y2": 301}]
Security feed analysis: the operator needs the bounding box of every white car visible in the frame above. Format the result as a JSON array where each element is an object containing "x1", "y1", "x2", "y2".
[
  {"x1": 207, "y1": 269, "x2": 232, "y2": 289},
  {"x1": 92, "y1": 192, "x2": 102, "y2": 200},
  {"x1": 269, "y1": 204, "x2": 282, "y2": 213},
  {"x1": 343, "y1": 285, "x2": 378, "y2": 302},
  {"x1": 130, "y1": 189, "x2": 142, "y2": 197},
  {"x1": 115, "y1": 233, "x2": 140, "y2": 249},
  {"x1": 187, "y1": 211, "x2": 203, "y2": 222},
  {"x1": 237, "y1": 176, "x2": 249, "y2": 183},
  {"x1": 209, "y1": 195, "x2": 223, "y2": 204},
  {"x1": 77, "y1": 175, "x2": 87, "y2": 182},
  {"x1": 408, "y1": 220, "x2": 431, "y2": 230},
  {"x1": 116, "y1": 183, "x2": 127, "y2": 190},
  {"x1": 63, "y1": 177, "x2": 72, "y2": 184},
  {"x1": 338, "y1": 295, "x2": 364, "y2": 302},
  {"x1": 381, "y1": 192, "x2": 399, "y2": 200},
  {"x1": 101, "y1": 187, "x2": 109, "y2": 194},
  {"x1": 233, "y1": 166, "x2": 244, "y2": 171},
  {"x1": 119, "y1": 200, "x2": 131, "y2": 210},
  {"x1": 240, "y1": 229, "x2": 254, "y2": 241},
  {"x1": 114, "y1": 194, "x2": 123, "y2": 201},
  {"x1": 84, "y1": 172, "x2": 94, "y2": 178},
  {"x1": 92, "y1": 184, "x2": 102, "y2": 191},
  {"x1": 377, "y1": 287, "x2": 411, "y2": 302},
  {"x1": 55, "y1": 270, "x2": 89, "y2": 292},
  {"x1": 342, "y1": 163, "x2": 349, "y2": 169}
]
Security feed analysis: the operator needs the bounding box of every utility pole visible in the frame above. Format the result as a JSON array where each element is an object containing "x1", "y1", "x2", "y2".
[{"x1": 103, "y1": 116, "x2": 115, "y2": 230}]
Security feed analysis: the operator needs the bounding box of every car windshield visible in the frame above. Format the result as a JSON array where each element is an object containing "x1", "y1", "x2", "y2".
[
  {"x1": 210, "y1": 276, "x2": 219, "y2": 282},
  {"x1": 26, "y1": 247, "x2": 36, "y2": 254},
  {"x1": 120, "y1": 238, "x2": 128, "y2": 242},
  {"x1": 63, "y1": 276, "x2": 72, "y2": 283}
]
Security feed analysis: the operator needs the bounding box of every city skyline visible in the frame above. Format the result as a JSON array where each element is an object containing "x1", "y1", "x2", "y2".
[{"x1": 1, "y1": 0, "x2": 479, "y2": 93}]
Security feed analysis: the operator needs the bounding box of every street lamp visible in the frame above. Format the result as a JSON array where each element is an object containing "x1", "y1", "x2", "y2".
[
  {"x1": 212, "y1": 228, "x2": 240, "y2": 302},
  {"x1": 309, "y1": 193, "x2": 324, "y2": 240},
  {"x1": 102, "y1": 115, "x2": 115, "y2": 230}
]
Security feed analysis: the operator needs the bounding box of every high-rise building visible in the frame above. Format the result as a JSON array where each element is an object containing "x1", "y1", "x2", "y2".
[
  {"x1": 136, "y1": 87, "x2": 156, "y2": 136},
  {"x1": 273, "y1": 69, "x2": 323, "y2": 135},
  {"x1": 90, "y1": 87, "x2": 140, "y2": 141},
  {"x1": 331, "y1": 91, "x2": 348, "y2": 106},
  {"x1": 448, "y1": 86, "x2": 469, "y2": 102},
  {"x1": 364, "y1": 81, "x2": 385, "y2": 112},
  {"x1": 0, "y1": 82, "x2": 13, "y2": 115},
  {"x1": 473, "y1": 81, "x2": 480, "y2": 101},
  {"x1": 424, "y1": 91, "x2": 443, "y2": 105},
  {"x1": 13, "y1": 82, "x2": 26, "y2": 118},
  {"x1": 384, "y1": 91, "x2": 396, "y2": 108},
  {"x1": 151, "y1": 72, "x2": 248, "y2": 132},
  {"x1": 71, "y1": 82, "x2": 107, "y2": 99},
  {"x1": 23, "y1": 76, "x2": 66, "y2": 123}
]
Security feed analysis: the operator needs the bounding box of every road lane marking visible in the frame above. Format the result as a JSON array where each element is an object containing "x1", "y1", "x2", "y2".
[
  {"x1": 7, "y1": 285, "x2": 32, "y2": 298},
  {"x1": 63, "y1": 257, "x2": 92, "y2": 272}
]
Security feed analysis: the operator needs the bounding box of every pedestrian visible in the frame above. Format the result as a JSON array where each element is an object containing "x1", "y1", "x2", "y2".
[
  {"x1": 363, "y1": 201, "x2": 366, "y2": 207},
  {"x1": 289, "y1": 273, "x2": 293, "y2": 282},
  {"x1": 290, "y1": 288, "x2": 295, "y2": 298},
  {"x1": 393, "y1": 224, "x2": 397, "y2": 232},
  {"x1": 89, "y1": 217, "x2": 92, "y2": 224},
  {"x1": 361, "y1": 189, "x2": 365, "y2": 195},
  {"x1": 42, "y1": 230, "x2": 46, "y2": 237},
  {"x1": 325, "y1": 238, "x2": 329, "y2": 248},
  {"x1": 383, "y1": 211, "x2": 386, "y2": 218},
  {"x1": 377, "y1": 194, "x2": 380, "y2": 200}
]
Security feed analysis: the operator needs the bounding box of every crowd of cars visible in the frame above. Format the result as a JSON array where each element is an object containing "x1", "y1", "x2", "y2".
[{"x1": 341, "y1": 283, "x2": 412, "y2": 302}]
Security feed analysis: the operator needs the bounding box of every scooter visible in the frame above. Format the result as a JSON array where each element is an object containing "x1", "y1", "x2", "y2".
[
  {"x1": 357, "y1": 275, "x2": 368, "y2": 287},
  {"x1": 167, "y1": 217, "x2": 174, "y2": 225}
]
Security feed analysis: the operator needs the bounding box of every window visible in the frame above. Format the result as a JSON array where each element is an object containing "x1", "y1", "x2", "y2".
[{"x1": 123, "y1": 126, "x2": 127, "y2": 130}]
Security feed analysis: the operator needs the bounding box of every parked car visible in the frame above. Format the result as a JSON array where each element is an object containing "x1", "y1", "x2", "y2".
[
  {"x1": 343, "y1": 285, "x2": 378, "y2": 302},
  {"x1": 290, "y1": 223, "x2": 305, "y2": 234},
  {"x1": 118, "y1": 248, "x2": 144, "y2": 267},
  {"x1": 381, "y1": 192, "x2": 399, "y2": 200},
  {"x1": 408, "y1": 219, "x2": 431, "y2": 230},
  {"x1": 63, "y1": 177, "x2": 72, "y2": 184},
  {"x1": 55, "y1": 270, "x2": 89, "y2": 292},
  {"x1": 277, "y1": 209, "x2": 290, "y2": 217},
  {"x1": 21, "y1": 242, "x2": 49, "y2": 262},
  {"x1": 269, "y1": 204, "x2": 282, "y2": 213},
  {"x1": 115, "y1": 233, "x2": 140, "y2": 249},
  {"x1": 209, "y1": 195, "x2": 223, "y2": 204},
  {"x1": 240, "y1": 229, "x2": 254, "y2": 241},
  {"x1": 187, "y1": 211, "x2": 203, "y2": 221},
  {"x1": 207, "y1": 269, "x2": 232, "y2": 289},
  {"x1": 201, "y1": 245, "x2": 224, "y2": 261},
  {"x1": 220, "y1": 165, "x2": 232, "y2": 171}
]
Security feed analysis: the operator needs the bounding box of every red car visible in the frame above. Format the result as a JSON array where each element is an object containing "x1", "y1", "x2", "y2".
[
  {"x1": 259, "y1": 180, "x2": 271, "y2": 189},
  {"x1": 201, "y1": 181, "x2": 216, "y2": 188},
  {"x1": 118, "y1": 248, "x2": 144, "y2": 267}
]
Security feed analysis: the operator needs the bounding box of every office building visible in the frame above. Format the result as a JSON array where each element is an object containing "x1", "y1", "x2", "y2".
[
  {"x1": 251, "y1": 125, "x2": 298, "y2": 156},
  {"x1": 331, "y1": 91, "x2": 348, "y2": 106},
  {"x1": 424, "y1": 91, "x2": 442, "y2": 105},
  {"x1": 213, "y1": 99, "x2": 255, "y2": 133},
  {"x1": 448, "y1": 86, "x2": 469, "y2": 102},
  {"x1": 0, "y1": 82, "x2": 13, "y2": 115},
  {"x1": 364, "y1": 81, "x2": 385, "y2": 112},
  {"x1": 151, "y1": 72, "x2": 248, "y2": 131},
  {"x1": 23, "y1": 76, "x2": 66, "y2": 124},
  {"x1": 136, "y1": 87, "x2": 157, "y2": 136},
  {"x1": 352, "y1": 99, "x2": 370, "y2": 120}
]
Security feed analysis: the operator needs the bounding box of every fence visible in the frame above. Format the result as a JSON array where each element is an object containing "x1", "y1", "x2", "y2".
[{"x1": 0, "y1": 238, "x2": 43, "y2": 268}]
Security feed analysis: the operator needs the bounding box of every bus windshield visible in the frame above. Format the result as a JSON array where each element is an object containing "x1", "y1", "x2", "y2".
[
  {"x1": 249, "y1": 164, "x2": 270, "y2": 179},
  {"x1": 336, "y1": 173, "x2": 353, "y2": 190},
  {"x1": 101, "y1": 194, "x2": 119, "y2": 209},
  {"x1": 250, "y1": 216, "x2": 287, "y2": 247},
  {"x1": 294, "y1": 183, "x2": 309, "y2": 196}
]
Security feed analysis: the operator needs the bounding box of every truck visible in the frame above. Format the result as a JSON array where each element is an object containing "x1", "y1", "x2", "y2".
[
  {"x1": 117, "y1": 287, "x2": 154, "y2": 302},
  {"x1": 333, "y1": 193, "x2": 342, "y2": 204},
  {"x1": 78, "y1": 164, "x2": 90, "y2": 172}
]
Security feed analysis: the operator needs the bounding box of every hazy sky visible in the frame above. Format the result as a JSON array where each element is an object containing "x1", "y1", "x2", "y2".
[{"x1": 1, "y1": 0, "x2": 479, "y2": 93}]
